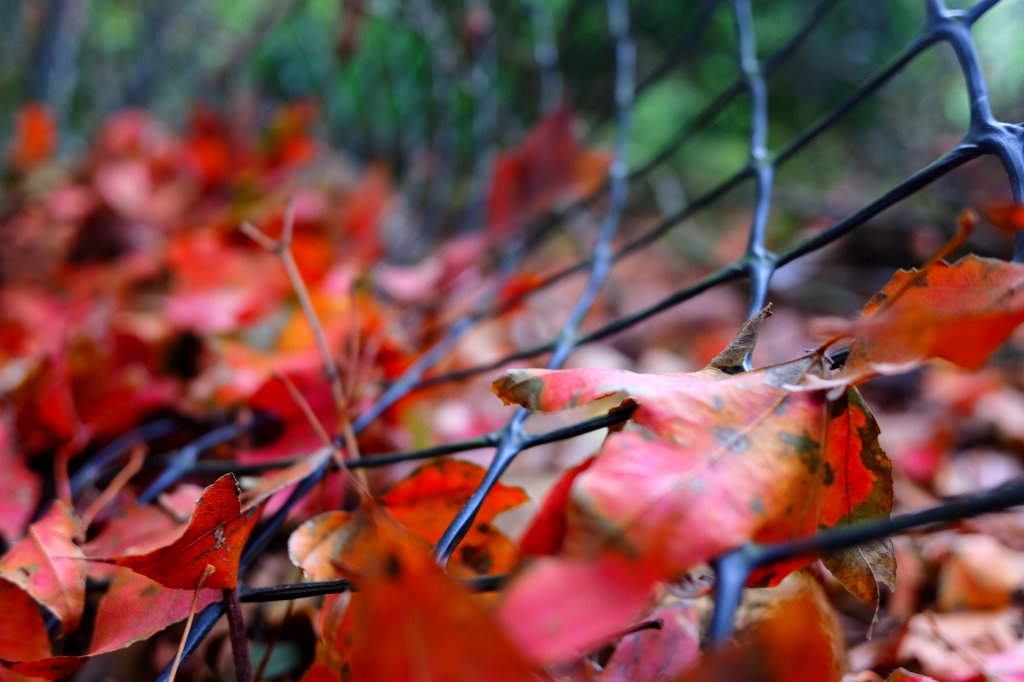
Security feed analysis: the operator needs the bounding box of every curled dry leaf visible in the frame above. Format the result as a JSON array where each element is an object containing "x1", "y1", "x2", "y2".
[
  {"x1": 106, "y1": 474, "x2": 263, "y2": 590},
  {"x1": 0, "y1": 500, "x2": 86, "y2": 632}
]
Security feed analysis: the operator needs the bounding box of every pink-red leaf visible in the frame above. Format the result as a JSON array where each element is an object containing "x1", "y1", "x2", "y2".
[
  {"x1": 497, "y1": 555, "x2": 658, "y2": 665},
  {"x1": 600, "y1": 602, "x2": 700, "y2": 681},
  {"x1": 497, "y1": 352, "x2": 893, "y2": 606},
  {"x1": 0, "y1": 501, "x2": 85, "y2": 632}
]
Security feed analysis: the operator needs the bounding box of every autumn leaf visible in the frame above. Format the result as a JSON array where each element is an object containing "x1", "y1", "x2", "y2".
[
  {"x1": 0, "y1": 414, "x2": 40, "y2": 543},
  {"x1": 486, "y1": 107, "x2": 610, "y2": 237},
  {"x1": 0, "y1": 500, "x2": 86, "y2": 632},
  {"x1": 678, "y1": 571, "x2": 845, "y2": 682},
  {"x1": 494, "y1": 315, "x2": 894, "y2": 607},
  {"x1": 599, "y1": 602, "x2": 700, "y2": 681},
  {"x1": 0, "y1": 579, "x2": 51, "y2": 663},
  {"x1": 9, "y1": 104, "x2": 56, "y2": 171},
  {"x1": 336, "y1": 514, "x2": 539, "y2": 682},
  {"x1": 290, "y1": 460, "x2": 528, "y2": 580},
  {"x1": 814, "y1": 255, "x2": 1024, "y2": 391},
  {"x1": 498, "y1": 555, "x2": 659, "y2": 665},
  {"x1": 105, "y1": 474, "x2": 263, "y2": 589},
  {"x1": 380, "y1": 460, "x2": 529, "y2": 574},
  {"x1": 87, "y1": 567, "x2": 222, "y2": 655}
]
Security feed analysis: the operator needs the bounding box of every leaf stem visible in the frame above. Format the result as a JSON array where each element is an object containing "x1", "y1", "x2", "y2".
[{"x1": 223, "y1": 586, "x2": 253, "y2": 682}]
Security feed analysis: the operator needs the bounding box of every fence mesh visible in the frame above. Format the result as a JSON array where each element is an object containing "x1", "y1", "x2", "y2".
[{"x1": 6, "y1": 0, "x2": 1024, "y2": 675}]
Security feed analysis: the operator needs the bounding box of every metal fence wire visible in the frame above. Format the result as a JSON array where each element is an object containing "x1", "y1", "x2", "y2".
[
  {"x1": 152, "y1": 0, "x2": 1024, "y2": 675},
  {"x1": 18, "y1": 0, "x2": 1023, "y2": 676}
]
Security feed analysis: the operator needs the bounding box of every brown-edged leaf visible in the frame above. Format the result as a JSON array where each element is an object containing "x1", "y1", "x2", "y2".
[
  {"x1": 495, "y1": 349, "x2": 893, "y2": 607},
  {"x1": 815, "y1": 255, "x2": 1024, "y2": 391}
]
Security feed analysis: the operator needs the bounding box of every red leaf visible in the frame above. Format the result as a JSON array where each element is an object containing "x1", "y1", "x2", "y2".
[
  {"x1": 87, "y1": 567, "x2": 221, "y2": 655},
  {"x1": 519, "y1": 456, "x2": 594, "y2": 557},
  {"x1": 107, "y1": 474, "x2": 263, "y2": 589},
  {"x1": 497, "y1": 555, "x2": 658, "y2": 665},
  {"x1": 495, "y1": 321, "x2": 894, "y2": 609},
  {"x1": 486, "y1": 107, "x2": 610, "y2": 237},
  {"x1": 0, "y1": 415, "x2": 40, "y2": 543},
  {"x1": 0, "y1": 579, "x2": 51, "y2": 662},
  {"x1": 0, "y1": 501, "x2": 86, "y2": 632}
]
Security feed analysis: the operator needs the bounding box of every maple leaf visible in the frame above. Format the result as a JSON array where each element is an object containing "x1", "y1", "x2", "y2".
[
  {"x1": 494, "y1": 310, "x2": 894, "y2": 610},
  {"x1": 105, "y1": 474, "x2": 263, "y2": 590},
  {"x1": 812, "y1": 255, "x2": 1024, "y2": 392},
  {"x1": 0, "y1": 500, "x2": 86, "y2": 632}
]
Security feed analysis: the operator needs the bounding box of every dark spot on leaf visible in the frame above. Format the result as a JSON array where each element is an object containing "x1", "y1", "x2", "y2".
[
  {"x1": 459, "y1": 544, "x2": 492, "y2": 574},
  {"x1": 823, "y1": 462, "x2": 835, "y2": 486},
  {"x1": 383, "y1": 552, "x2": 401, "y2": 579},
  {"x1": 713, "y1": 426, "x2": 750, "y2": 453}
]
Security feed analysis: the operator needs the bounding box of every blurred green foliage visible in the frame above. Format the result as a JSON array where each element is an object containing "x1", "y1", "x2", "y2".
[{"x1": 1, "y1": 0, "x2": 1023, "y2": 254}]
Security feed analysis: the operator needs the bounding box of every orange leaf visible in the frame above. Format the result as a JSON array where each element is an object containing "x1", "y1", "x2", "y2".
[
  {"x1": 819, "y1": 255, "x2": 1024, "y2": 390},
  {"x1": 290, "y1": 461, "x2": 528, "y2": 581},
  {"x1": 107, "y1": 474, "x2": 263, "y2": 589},
  {"x1": 9, "y1": 104, "x2": 56, "y2": 171},
  {"x1": 0, "y1": 501, "x2": 86, "y2": 632},
  {"x1": 381, "y1": 460, "x2": 529, "y2": 574},
  {"x1": 678, "y1": 572, "x2": 844, "y2": 681},
  {"x1": 342, "y1": 515, "x2": 539, "y2": 682}
]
